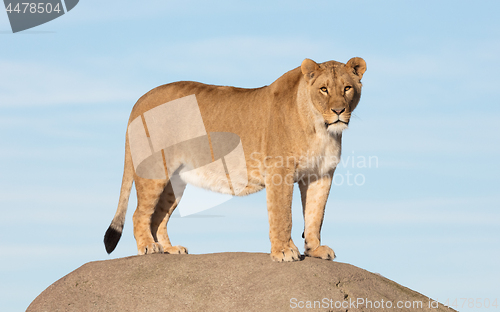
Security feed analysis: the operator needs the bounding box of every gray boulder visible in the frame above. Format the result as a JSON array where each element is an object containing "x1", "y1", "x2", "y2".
[{"x1": 27, "y1": 252, "x2": 455, "y2": 312}]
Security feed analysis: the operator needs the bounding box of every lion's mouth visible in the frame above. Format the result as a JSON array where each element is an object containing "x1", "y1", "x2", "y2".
[{"x1": 325, "y1": 120, "x2": 348, "y2": 127}]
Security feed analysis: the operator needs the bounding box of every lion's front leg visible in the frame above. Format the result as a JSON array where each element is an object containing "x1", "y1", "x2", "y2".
[
  {"x1": 298, "y1": 169, "x2": 336, "y2": 260},
  {"x1": 265, "y1": 170, "x2": 300, "y2": 262}
]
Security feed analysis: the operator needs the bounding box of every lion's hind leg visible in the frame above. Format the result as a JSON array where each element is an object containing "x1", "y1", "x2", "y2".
[
  {"x1": 150, "y1": 179, "x2": 188, "y2": 254},
  {"x1": 133, "y1": 176, "x2": 167, "y2": 255}
]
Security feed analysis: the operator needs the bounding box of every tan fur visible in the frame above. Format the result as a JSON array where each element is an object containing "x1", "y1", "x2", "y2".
[{"x1": 105, "y1": 57, "x2": 366, "y2": 261}]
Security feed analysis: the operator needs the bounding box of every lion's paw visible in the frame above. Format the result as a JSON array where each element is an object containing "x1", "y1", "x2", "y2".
[
  {"x1": 138, "y1": 242, "x2": 164, "y2": 255},
  {"x1": 305, "y1": 245, "x2": 335, "y2": 260},
  {"x1": 271, "y1": 246, "x2": 301, "y2": 262},
  {"x1": 164, "y1": 245, "x2": 188, "y2": 254}
]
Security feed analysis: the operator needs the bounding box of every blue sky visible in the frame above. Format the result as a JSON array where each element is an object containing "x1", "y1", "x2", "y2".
[{"x1": 1, "y1": 1, "x2": 499, "y2": 311}]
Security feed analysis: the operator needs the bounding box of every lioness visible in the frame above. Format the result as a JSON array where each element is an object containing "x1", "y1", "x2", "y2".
[{"x1": 104, "y1": 57, "x2": 366, "y2": 262}]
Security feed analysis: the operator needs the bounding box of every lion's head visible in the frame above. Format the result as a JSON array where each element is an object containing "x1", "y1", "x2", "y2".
[{"x1": 301, "y1": 57, "x2": 366, "y2": 135}]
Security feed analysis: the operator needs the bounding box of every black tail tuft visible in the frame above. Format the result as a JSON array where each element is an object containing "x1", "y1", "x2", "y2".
[{"x1": 104, "y1": 226, "x2": 122, "y2": 254}]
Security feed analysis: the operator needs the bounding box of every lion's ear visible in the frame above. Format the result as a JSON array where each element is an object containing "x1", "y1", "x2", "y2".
[
  {"x1": 301, "y1": 58, "x2": 320, "y2": 80},
  {"x1": 346, "y1": 57, "x2": 366, "y2": 80}
]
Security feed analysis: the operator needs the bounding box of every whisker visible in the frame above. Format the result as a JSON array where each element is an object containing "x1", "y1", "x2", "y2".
[{"x1": 350, "y1": 112, "x2": 362, "y2": 121}]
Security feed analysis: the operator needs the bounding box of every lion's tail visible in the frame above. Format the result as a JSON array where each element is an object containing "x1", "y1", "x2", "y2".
[{"x1": 104, "y1": 134, "x2": 134, "y2": 254}]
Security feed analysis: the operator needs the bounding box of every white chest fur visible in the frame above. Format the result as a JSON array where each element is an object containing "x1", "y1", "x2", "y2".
[{"x1": 295, "y1": 129, "x2": 341, "y2": 180}]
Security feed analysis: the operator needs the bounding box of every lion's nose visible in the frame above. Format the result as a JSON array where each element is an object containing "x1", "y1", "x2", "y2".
[{"x1": 331, "y1": 108, "x2": 345, "y2": 115}]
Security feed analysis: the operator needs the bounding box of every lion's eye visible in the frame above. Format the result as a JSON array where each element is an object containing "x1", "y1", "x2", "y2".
[
  {"x1": 320, "y1": 87, "x2": 328, "y2": 93},
  {"x1": 344, "y1": 86, "x2": 352, "y2": 92}
]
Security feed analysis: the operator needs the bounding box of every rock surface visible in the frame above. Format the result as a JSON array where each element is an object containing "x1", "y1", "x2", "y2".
[{"x1": 27, "y1": 252, "x2": 455, "y2": 312}]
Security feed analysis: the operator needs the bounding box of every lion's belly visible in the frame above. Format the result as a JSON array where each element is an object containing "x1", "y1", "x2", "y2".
[
  {"x1": 178, "y1": 163, "x2": 262, "y2": 196},
  {"x1": 179, "y1": 169, "x2": 233, "y2": 194}
]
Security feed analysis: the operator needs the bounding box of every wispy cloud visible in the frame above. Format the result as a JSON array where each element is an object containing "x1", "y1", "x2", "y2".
[
  {"x1": 0, "y1": 60, "x2": 143, "y2": 107},
  {"x1": 362, "y1": 38, "x2": 500, "y2": 112}
]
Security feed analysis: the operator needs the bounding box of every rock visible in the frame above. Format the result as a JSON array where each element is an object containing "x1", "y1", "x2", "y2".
[{"x1": 27, "y1": 252, "x2": 455, "y2": 312}]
